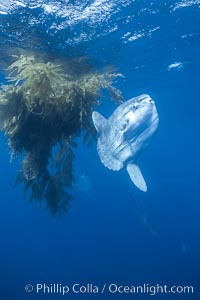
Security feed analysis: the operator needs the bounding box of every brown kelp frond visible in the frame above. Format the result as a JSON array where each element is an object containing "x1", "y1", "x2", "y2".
[
  {"x1": 7, "y1": 55, "x2": 65, "y2": 86},
  {"x1": 0, "y1": 55, "x2": 123, "y2": 215},
  {"x1": 45, "y1": 175, "x2": 73, "y2": 216},
  {"x1": 75, "y1": 72, "x2": 124, "y2": 103},
  {"x1": 0, "y1": 85, "x2": 23, "y2": 133},
  {"x1": 6, "y1": 55, "x2": 67, "y2": 114},
  {"x1": 7, "y1": 55, "x2": 36, "y2": 78}
]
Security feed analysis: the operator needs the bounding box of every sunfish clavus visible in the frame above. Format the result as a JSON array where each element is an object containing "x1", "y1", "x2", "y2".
[{"x1": 92, "y1": 94, "x2": 159, "y2": 191}]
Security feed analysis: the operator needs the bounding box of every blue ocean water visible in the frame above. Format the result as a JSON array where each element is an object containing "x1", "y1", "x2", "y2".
[{"x1": 0, "y1": 1, "x2": 200, "y2": 299}]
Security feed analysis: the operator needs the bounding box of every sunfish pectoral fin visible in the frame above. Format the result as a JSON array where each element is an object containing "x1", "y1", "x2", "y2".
[
  {"x1": 92, "y1": 111, "x2": 107, "y2": 133},
  {"x1": 126, "y1": 163, "x2": 147, "y2": 192}
]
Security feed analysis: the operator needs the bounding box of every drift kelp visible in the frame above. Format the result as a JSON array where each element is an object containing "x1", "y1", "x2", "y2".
[{"x1": 0, "y1": 55, "x2": 123, "y2": 215}]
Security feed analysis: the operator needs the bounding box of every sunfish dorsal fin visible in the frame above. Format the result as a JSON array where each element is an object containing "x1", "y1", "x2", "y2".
[
  {"x1": 92, "y1": 111, "x2": 107, "y2": 133},
  {"x1": 127, "y1": 163, "x2": 147, "y2": 192}
]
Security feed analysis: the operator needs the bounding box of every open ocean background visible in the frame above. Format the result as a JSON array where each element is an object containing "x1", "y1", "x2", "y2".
[{"x1": 0, "y1": 1, "x2": 200, "y2": 299}]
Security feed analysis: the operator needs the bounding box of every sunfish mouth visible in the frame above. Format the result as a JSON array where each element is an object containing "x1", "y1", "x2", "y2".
[
  {"x1": 132, "y1": 95, "x2": 154, "y2": 110},
  {"x1": 136, "y1": 94, "x2": 153, "y2": 104}
]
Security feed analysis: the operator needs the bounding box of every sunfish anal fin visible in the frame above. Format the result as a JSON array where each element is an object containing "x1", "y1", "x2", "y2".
[
  {"x1": 92, "y1": 111, "x2": 107, "y2": 133},
  {"x1": 127, "y1": 163, "x2": 147, "y2": 192}
]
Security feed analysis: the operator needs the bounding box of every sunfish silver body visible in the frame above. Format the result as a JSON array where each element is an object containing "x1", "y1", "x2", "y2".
[{"x1": 92, "y1": 94, "x2": 159, "y2": 192}]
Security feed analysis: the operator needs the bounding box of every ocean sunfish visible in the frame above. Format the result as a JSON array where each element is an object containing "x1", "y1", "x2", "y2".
[{"x1": 92, "y1": 94, "x2": 159, "y2": 191}]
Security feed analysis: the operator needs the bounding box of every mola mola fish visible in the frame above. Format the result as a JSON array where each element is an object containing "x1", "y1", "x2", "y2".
[{"x1": 92, "y1": 94, "x2": 159, "y2": 192}]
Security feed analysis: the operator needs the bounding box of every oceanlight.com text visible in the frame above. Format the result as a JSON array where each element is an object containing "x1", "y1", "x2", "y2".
[{"x1": 24, "y1": 283, "x2": 194, "y2": 296}]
